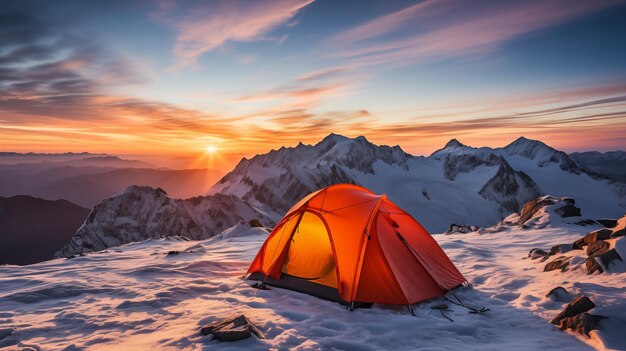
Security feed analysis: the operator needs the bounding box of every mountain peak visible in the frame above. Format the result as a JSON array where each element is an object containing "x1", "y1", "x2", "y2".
[
  {"x1": 321, "y1": 133, "x2": 349, "y2": 143},
  {"x1": 123, "y1": 185, "x2": 167, "y2": 196},
  {"x1": 430, "y1": 138, "x2": 468, "y2": 157},
  {"x1": 444, "y1": 138, "x2": 465, "y2": 149},
  {"x1": 506, "y1": 136, "x2": 546, "y2": 148}
]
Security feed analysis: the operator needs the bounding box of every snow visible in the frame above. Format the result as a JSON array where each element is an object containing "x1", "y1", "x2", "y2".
[
  {"x1": 206, "y1": 134, "x2": 626, "y2": 234},
  {"x1": 2, "y1": 216, "x2": 625, "y2": 350}
]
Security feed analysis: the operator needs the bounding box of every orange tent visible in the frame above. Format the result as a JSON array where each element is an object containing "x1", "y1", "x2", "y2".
[{"x1": 246, "y1": 184, "x2": 466, "y2": 308}]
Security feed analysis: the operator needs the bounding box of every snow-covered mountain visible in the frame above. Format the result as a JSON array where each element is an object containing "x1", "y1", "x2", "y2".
[
  {"x1": 54, "y1": 185, "x2": 270, "y2": 257},
  {"x1": 208, "y1": 134, "x2": 626, "y2": 232},
  {"x1": 570, "y1": 150, "x2": 626, "y2": 183}
]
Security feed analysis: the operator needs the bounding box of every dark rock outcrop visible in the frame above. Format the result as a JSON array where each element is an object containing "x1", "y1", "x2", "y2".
[
  {"x1": 554, "y1": 204, "x2": 581, "y2": 218},
  {"x1": 478, "y1": 157, "x2": 542, "y2": 215},
  {"x1": 586, "y1": 241, "x2": 610, "y2": 258},
  {"x1": 573, "y1": 229, "x2": 612, "y2": 249},
  {"x1": 528, "y1": 248, "x2": 550, "y2": 260},
  {"x1": 586, "y1": 257, "x2": 603, "y2": 274},
  {"x1": 200, "y1": 315, "x2": 265, "y2": 341},
  {"x1": 612, "y1": 227, "x2": 626, "y2": 238},
  {"x1": 587, "y1": 249, "x2": 623, "y2": 274},
  {"x1": 551, "y1": 296, "x2": 595, "y2": 325},
  {"x1": 249, "y1": 219, "x2": 264, "y2": 228},
  {"x1": 544, "y1": 257, "x2": 570, "y2": 272},
  {"x1": 550, "y1": 244, "x2": 574, "y2": 256},
  {"x1": 447, "y1": 224, "x2": 480, "y2": 234},
  {"x1": 597, "y1": 219, "x2": 618, "y2": 228},
  {"x1": 555, "y1": 313, "x2": 605, "y2": 337},
  {"x1": 519, "y1": 197, "x2": 557, "y2": 225},
  {"x1": 546, "y1": 287, "x2": 571, "y2": 302}
]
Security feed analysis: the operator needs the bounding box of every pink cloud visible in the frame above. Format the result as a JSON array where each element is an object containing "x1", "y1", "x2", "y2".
[
  {"x1": 328, "y1": 0, "x2": 617, "y2": 68},
  {"x1": 155, "y1": 0, "x2": 314, "y2": 69}
]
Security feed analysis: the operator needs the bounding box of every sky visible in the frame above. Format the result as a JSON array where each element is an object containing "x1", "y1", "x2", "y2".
[{"x1": 1, "y1": 0, "x2": 626, "y2": 169}]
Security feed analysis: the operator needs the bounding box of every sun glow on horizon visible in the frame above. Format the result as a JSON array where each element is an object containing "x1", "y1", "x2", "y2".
[{"x1": 205, "y1": 145, "x2": 218, "y2": 154}]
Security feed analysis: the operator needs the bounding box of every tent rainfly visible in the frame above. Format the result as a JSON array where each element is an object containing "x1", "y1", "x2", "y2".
[{"x1": 246, "y1": 184, "x2": 467, "y2": 309}]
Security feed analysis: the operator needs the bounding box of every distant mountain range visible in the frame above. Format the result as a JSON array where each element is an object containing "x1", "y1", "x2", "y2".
[
  {"x1": 570, "y1": 151, "x2": 626, "y2": 183},
  {"x1": 6, "y1": 135, "x2": 626, "y2": 261},
  {"x1": 0, "y1": 153, "x2": 223, "y2": 207},
  {"x1": 209, "y1": 134, "x2": 626, "y2": 232},
  {"x1": 0, "y1": 195, "x2": 90, "y2": 265}
]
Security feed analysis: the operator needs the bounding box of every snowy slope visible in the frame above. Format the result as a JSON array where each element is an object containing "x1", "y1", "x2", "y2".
[
  {"x1": 208, "y1": 134, "x2": 624, "y2": 232},
  {"x1": 1, "y1": 203, "x2": 624, "y2": 350},
  {"x1": 570, "y1": 151, "x2": 626, "y2": 183},
  {"x1": 432, "y1": 137, "x2": 626, "y2": 219},
  {"x1": 55, "y1": 185, "x2": 270, "y2": 257}
]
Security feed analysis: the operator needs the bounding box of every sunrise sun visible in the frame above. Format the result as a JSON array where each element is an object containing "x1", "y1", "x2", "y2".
[{"x1": 205, "y1": 145, "x2": 218, "y2": 154}]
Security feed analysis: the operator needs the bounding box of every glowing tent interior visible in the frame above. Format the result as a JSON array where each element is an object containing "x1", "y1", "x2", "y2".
[{"x1": 246, "y1": 184, "x2": 466, "y2": 308}]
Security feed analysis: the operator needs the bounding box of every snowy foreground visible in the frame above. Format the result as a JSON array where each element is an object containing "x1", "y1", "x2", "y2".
[{"x1": 1, "y1": 223, "x2": 625, "y2": 351}]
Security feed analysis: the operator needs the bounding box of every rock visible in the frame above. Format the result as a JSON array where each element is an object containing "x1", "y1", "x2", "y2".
[
  {"x1": 586, "y1": 241, "x2": 609, "y2": 258},
  {"x1": 555, "y1": 313, "x2": 605, "y2": 337},
  {"x1": 249, "y1": 219, "x2": 264, "y2": 228},
  {"x1": 546, "y1": 287, "x2": 572, "y2": 302},
  {"x1": 585, "y1": 257, "x2": 603, "y2": 274},
  {"x1": 167, "y1": 251, "x2": 180, "y2": 256},
  {"x1": 551, "y1": 295, "x2": 595, "y2": 325},
  {"x1": 200, "y1": 315, "x2": 265, "y2": 341},
  {"x1": 574, "y1": 219, "x2": 597, "y2": 226},
  {"x1": 612, "y1": 227, "x2": 626, "y2": 238},
  {"x1": 519, "y1": 197, "x2": 556, "y2": 225},
  {"x1": 598, "y1": 249, "x2": 623, "y2": 270},
  {"x1": 528, "y1": 248, "x2": 550, "y2": 260},
  {"x1": 447, "y1": 224, "x2": 480, "y2": 234},
  {"x1": 597, "y1": 218, "x2": 618, "y2": 228},
  {"x1": 550, "y1": 244, "x2": 574, "y2": 256},
  {"x1": 544, "y1": 257, "x2": 570, "y2": 272},
  {"x1": 573, "y1": 229, "x2": 612, "y2": 249},
  {"x1": 554, "y1": 204, "x2": 581, "y2": 218}
]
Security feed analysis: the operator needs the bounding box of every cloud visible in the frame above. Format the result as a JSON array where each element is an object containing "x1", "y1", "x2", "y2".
[
  {"x1": 234, "y1": 81, "x2": 351, "y2": 105},
  {"x1": 154, "y1": 0, "x2": 314, "y2": 69},
  {"x1": 328, "y1": 0, "x2": 617, "y2": 68},
  {"x1": 0, "y1": 5, "x2": 145, "y2": 120}
]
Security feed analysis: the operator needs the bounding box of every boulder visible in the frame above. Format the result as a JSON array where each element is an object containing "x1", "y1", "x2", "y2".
[
  {"x1": 586, "y1": 241, "x2": 610, "y2": 258},
  {"x1": 249, "y1": 219, "x2": 264, "y2": 228},
  {"x1": 612, "y1": 227, "x2": 626, "y2": 238},
  {"x1": 551, "y1": 295, "x2": 595, "y2": 325},
  {"x1": 200, "y1": 315, "x2": 265, "y2": 341},
  {"x1": 550, "y1": 244, "x2": 574, "y2": 256},
  {"x1": 555, "y1": 313, "x2": 605, "y2": 337},
  {"x1": 585, "y1": 257, "x2": 603, "y2": 274},
  {"x1": 528, "y1": 248, "x2": 550, "y2": 260},
  {"x1": 554, "y1": 204, "x2": 581, "y2": 218},
  {"x1": 519, "y1": 197, "x2": 556, "y2": 225},
  {"x1": 546, "y1": 287, "x2": 572, "y2": 302},
  {"x1": 544, "y1": 257, "x2": 570, "y2": 272},
  {"x1": 598, "y1": 249, "x2": 623, "y2": 270},
  {"x1": 574, "y1": 219, "x2": 597, "y2": 226},
  {"x1": 573, "y1": 229, "x2": 612, "y2": 249},
  {"x1": 167, "y1": 250, "x2": 180, "y2": 256},
  {"x1": 596, "y1": 219, "x2": 618, "y2": 228},
  {"x1": 447, "y1": 224, "x2": 480, "y2": 234}
]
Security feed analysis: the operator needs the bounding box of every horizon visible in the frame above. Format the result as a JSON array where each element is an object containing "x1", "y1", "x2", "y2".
[
  {"x1": 1, "y1": 0, "x2": 626, "y2": 160},
  {"x1": 2, "y1": 133, "x2": 625, "y2": 170}
]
